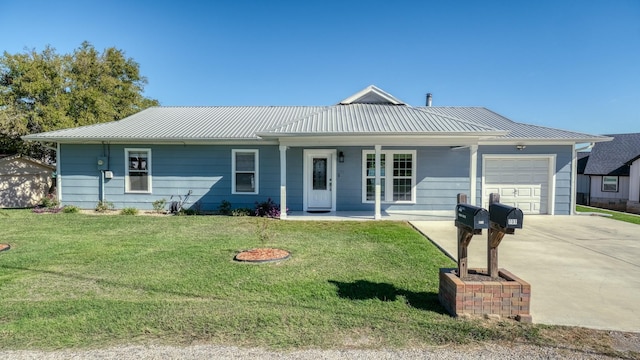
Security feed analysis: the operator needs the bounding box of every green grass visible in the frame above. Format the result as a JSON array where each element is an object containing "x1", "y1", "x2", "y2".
[
  {"x1": 0, "y1": 210, "x2": 622, "y2": 354},
  {"x1": 576, "y1": 205, "x2": 640, "y2": 225}
]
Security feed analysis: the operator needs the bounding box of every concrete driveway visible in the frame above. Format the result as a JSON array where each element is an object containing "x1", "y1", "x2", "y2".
[{"x1": 411, "y1": 215, "x2": 640, "y2": 332}]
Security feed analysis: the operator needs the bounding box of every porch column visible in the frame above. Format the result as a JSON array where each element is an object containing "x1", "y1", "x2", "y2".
[
  {"x1": 279, "y1": 145, "x2": 288, "y2": 219},
  {"x1": 374, "y1": 145, "x2": 382, "y2": 220},
  {"x1": 469, "y1": 145, "x2": 478, "y2": 206}
]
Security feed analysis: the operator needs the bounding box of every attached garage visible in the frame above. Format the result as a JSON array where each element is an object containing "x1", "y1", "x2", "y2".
[{"x1": 482, "y1": 155, "x2": 555, "y2": 214}]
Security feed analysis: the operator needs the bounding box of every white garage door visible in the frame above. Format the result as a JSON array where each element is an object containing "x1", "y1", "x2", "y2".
[{"x1": 483, "y1": 157, "x2": 551, "y2": 214}]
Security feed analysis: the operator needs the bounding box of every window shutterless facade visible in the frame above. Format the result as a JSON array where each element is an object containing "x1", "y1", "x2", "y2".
[
  {"x1": 232, "y1": 149, "x2": 259, "y2": 194},
  {"x1": 125, "y1": 148, "x2": 151, "y2": 193},
  {"x1": 602, "y1": 175, "x2": 618, "y2": 192},
  {"x1": 362, "y1": 150, "x2": 416, "y2": 203}
]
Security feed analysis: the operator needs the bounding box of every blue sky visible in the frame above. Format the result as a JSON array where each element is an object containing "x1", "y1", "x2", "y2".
[{"x1": 1, "y1": 0, "x2": 638, "y2": 135}]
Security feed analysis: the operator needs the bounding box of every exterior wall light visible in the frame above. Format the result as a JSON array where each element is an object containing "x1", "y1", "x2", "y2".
[{"x1": 338, "y1": 151, "x2": 345, "y2": 163}]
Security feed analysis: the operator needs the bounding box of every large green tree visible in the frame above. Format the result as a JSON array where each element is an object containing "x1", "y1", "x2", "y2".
[{"x1": 0, "y1": 41, "x2": 159, "y2": 159}]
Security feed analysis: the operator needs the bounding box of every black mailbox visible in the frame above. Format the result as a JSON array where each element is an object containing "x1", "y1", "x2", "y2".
[
  {"x1": 455, "y1": 204, "x2": 489, "y2": 230},
  {"x1": 489, "y1": 203, "x2": 524, "y2": 229}
]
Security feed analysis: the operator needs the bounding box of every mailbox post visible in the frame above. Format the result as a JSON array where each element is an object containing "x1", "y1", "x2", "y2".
[
  {"x1": 455, "y1": 193, "x2": 489, "y2": 278},
  {"x1": 487, "y1": 193, "x2": 524, "y2": 278}
]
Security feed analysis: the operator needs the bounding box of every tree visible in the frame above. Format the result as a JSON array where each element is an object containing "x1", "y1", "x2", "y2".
[{"x1": 0, "y1": 41, "x2": 159, "y2": 159}]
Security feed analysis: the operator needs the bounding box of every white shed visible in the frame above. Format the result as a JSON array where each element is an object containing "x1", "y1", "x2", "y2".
[{"x1": 0, "y1": 155, "x2": 55, "y2": 208}]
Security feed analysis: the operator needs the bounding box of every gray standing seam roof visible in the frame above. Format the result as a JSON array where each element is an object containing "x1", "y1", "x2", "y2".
[
  {"x1": 584, "y1": 133, "x2": 640, "y2": 175},
  {"x1": 419, "y1": 107, "x2": 602, "y2": 140},
  {"x1": 259, "y1": 104, "x2": 502, "y2": 135},
  {"x1": 23, "y1": 104, "x2": 607, "y2": 143}
]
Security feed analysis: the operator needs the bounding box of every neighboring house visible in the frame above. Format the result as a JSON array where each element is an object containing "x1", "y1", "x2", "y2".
[
  {"x1": 576, "y1": 151, "x2": 591, "y2": 205},
  {"x1": 0, "y1": 154, "x2": 55, "y2": 208},
  {"x1": 583, "y1": 133, "x2": 640, "y2": 214},
  {"x1": 23, "y1": 85, "x2": 609, "y2": 218}
]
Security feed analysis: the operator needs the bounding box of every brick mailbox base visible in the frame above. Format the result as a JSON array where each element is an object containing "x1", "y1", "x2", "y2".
[{"x1": 438, "y1": 268, "x2": 532, "y2": 322}]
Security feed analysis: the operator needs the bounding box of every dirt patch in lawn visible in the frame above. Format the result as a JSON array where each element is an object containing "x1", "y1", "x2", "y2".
[{"x1": 234, "y1": 248, "x2": 291, "y2": 263}]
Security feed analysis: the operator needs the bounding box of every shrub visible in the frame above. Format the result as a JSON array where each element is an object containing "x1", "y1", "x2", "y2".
[
  {"x1": 231, "y1": 208, "x2": 253, "y2": 216},
  {"x1": 120, "y1": 207, "x2": 138, "y2": 215},
  {"x1": 179, "y1": 208, "x2": 198, "y2": 216},
  {"x1": 95, "y1": 201, "x2": 114, "y2": 213},
  {"x1": 255, "y1": 198, "x2": 287, "y2": 218},
  {"x1": 218, "y1": 200, "x2": 232, "y2": 215},
  {"x1": 62, "y1": 205, "x2": 80, "y2": 213},
  {"x1": 39, "y1": 194, "x2": 59, "y2": 208},
  {"x1": 152, "y1": 199, "x2": 167, "y2": 213}
]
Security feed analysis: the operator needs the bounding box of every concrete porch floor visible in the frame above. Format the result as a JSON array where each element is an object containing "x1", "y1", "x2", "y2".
[{"x1": 285, "y1": 210, "x2": 454, "y2": 221}]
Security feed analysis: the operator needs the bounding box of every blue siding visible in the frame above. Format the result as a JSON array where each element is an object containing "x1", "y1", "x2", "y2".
[
  {"x1": 60, "y1": 144, "x2": 282, "y2": 211},
  {"x1": 59, "y1": 143, "x2": 573, "y2": 214}
]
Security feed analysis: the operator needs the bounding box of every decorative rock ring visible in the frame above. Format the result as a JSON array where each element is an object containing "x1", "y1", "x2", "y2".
[{"x1": 234, "y1": 248, "x2": 290, "y2": 263}]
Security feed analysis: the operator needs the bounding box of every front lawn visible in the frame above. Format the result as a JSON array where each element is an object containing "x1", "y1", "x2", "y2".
[
  {"x1": 576, "y1": 205, "x2": 640, "y2": 225},
  {"x1": 0, "y1": 211, "x2": 631, "y2": 356}
]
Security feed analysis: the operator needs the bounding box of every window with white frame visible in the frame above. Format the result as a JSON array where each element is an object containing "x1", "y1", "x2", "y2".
[
  {"x1": 232, "y1": 149, "x2": 258, "y2": 194},
  {"x1": 602, "y1": 176, "x2": 618, "y2": 192},
  {"x1": 125, "y1": 148, "x2": 151, "y2": 193},
  {"x1": 362, "y1": 150, "x2": 416, "y2": 203}
]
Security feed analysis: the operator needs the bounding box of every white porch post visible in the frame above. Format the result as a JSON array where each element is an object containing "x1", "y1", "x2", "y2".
[
  {"x1": 279, "y1": 145, "x2": 288, "y2": 219},
  {"x1": 374, "y1": 145, "x2": 382, "y2": 220},
  {"x1": 469, "y1": 145, "x2": 478, "y2": 206}
]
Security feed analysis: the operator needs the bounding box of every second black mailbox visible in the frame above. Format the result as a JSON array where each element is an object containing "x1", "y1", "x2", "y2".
[
  {"x1": 455, "y1": 204, "x2": 489, "y2": 231},
  {"x1": 489, "y1": 203, "x2": 524, "y2": 229}
]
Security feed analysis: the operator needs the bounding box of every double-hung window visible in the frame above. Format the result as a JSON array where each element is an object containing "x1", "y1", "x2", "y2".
[
  {"x1": 232, "y1": 149, "x2": 259, "y2": 194},
  {"x1": 125, "y1": 148, "x2": 151, "y2": 193},
  {"x1": 602, "y1": 176, "x2": 618, "y2": 192},
  {"x1": 362, "y1": 150, "x2": 416, "y2": 203}
]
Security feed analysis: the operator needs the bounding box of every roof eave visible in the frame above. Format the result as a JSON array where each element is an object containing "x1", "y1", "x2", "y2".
[
  {"x1": 22, "y1": 136, "x2": 275, "y2": 145},
  {"x1": 256, "y1": 131, "x2": 509, "y2": 138},
  {"x1": 480, "y1": 136, "x2": 613, "y2": 145}
]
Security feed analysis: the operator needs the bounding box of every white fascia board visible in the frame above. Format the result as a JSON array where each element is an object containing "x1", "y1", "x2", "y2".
[
  {"x1": 278, "y1": 135, "x2": 486, "y2": 147},
  {"x1": 29, "y1": 138, "x2": 279, "y2": 146},
  {"x1": 479, "y1": 137, "x2": 613, "y2": 146}
]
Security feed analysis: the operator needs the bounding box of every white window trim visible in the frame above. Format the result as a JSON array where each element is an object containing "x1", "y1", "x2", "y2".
[
  {"x1": 232, "y1": 149, "x2": 259, "y2": 194},
  {"x1": 602, "y1": 175, "x2": 619, "y2": 192},
  {"x1": 361, "y1": 149, "x2": 416, "y2": 204},
  {"x1": 125, "y1": 148, "x2": 152, "y2": 193}
]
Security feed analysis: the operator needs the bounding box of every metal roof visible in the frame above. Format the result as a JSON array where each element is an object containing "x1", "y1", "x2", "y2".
[
  {"x1": 22, "y1": 86, "x2": 608, "y2": 144},
  {"x1": 259, "y1": 104, "x2": 504, "y2": 136},
  {"x1": 23, "y1": 106, "x2": 325, "y2": 142},
  {"x1": 584, "y1": 133, "x2": 640, "y2": 175},
  {"x1": 419, "y1": 107, "x2": 607, "y2": 141}
]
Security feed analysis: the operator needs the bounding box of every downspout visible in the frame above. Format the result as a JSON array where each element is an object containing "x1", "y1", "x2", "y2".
[
  {"x1": 571, "y1": 142, "x2": 595, "y2": 215},
  {"x1": 55, "y1": 143, "x2": 62, "y2": 202}
]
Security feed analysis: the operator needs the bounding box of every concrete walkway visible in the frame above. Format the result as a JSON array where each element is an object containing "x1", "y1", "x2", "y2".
[{"x1": 411, "y1": 215, "x2": 640, "y2": 332}]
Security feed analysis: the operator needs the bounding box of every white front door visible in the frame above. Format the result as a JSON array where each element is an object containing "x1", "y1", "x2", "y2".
[{"x1": 304, "y1": 149, "x2": 336, "y2": 211}]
